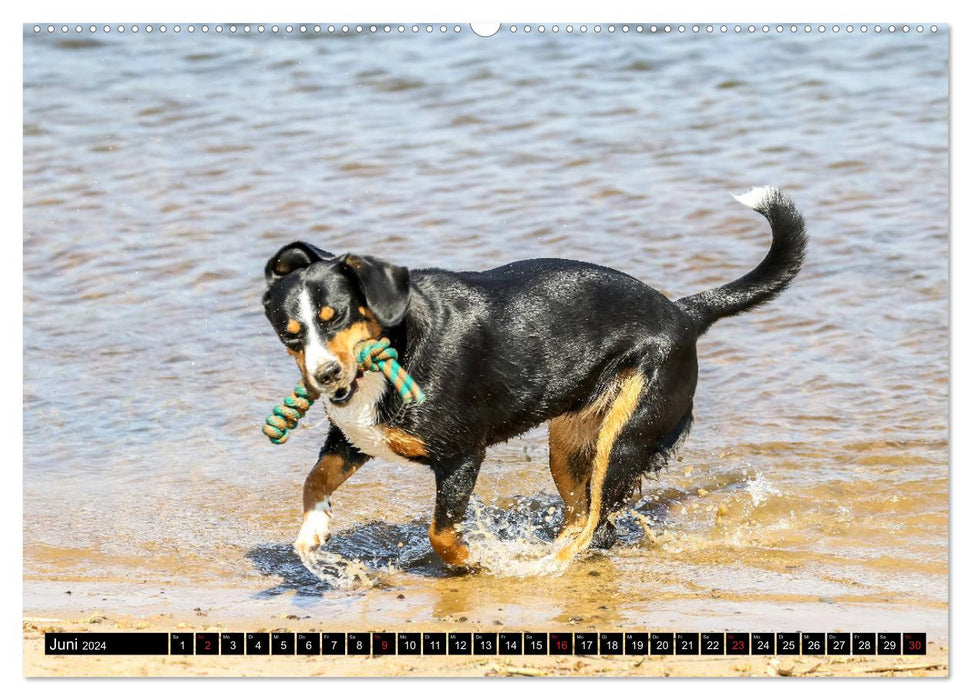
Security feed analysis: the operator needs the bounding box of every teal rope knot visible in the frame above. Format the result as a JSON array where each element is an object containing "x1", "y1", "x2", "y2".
[
  {"x1": 354, "y1": 337, "x2": 426, "y2": 405},
  {"x1": 262, "y1": 383, "x2": 315, "y2": 444},
  {"x1": 263, "y1": 337, "x2": 424, "y2": 444}
]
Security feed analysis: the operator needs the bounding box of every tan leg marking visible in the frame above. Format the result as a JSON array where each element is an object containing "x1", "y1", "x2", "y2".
[
  {"x1": 294, "y1": 453, "x2": 365, "y2": 556},
  {"x1": 382, "y1": 427, "x2": 429, "y2": 458},
  {"x1": 554, "y1": 371, "x2": 645, "y2": 562},
  {"x1": 302, "y1": 453, "x2": 362, "y2": 511},
  {"x1": 548, "y1": 416, "x2": 594, "y2": 537},
  {"x1": 429, "y1": 521, "x2": 471, "y2": 566},
  {"x1": 549, "y1": 372, "x2": 633, "y2": 540}
]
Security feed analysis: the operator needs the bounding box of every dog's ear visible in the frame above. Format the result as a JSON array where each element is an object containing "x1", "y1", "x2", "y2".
[
  {"x1": 338, "y1": 253, "x2": 411, "y2": 327},
  {"x1": 265, "y1": 242, "x2": 333, "y2": 284}
]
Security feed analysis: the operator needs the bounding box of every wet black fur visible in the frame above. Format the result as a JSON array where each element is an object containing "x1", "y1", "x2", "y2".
[{"x1": 263, "y1": 189, "x2": 807, "y2": 554}]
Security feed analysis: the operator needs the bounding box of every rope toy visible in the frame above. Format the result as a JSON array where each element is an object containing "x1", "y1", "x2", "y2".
[
  {"x1": 355, "y1": 337, "x2": 426, "y2": 405},
  {"x1": 262, "y1": 337, "x2": 424, "y2": 444},
  {"x1": 262, "y1": 383, "x2": 316, "y2": 444}
]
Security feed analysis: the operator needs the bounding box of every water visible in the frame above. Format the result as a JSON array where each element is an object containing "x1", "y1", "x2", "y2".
[{"x1": 23, "y1": 27, "x2": 948, "y2": 636}]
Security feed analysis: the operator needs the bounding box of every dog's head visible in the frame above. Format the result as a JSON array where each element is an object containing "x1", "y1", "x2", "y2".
[{"x1": 262, "y1": 242, "x2": 410, "y2": 404}]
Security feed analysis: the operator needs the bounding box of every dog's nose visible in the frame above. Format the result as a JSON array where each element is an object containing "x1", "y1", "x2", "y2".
[{"x1": 314, "y1": 361, "x2": 342, "y2": 386}]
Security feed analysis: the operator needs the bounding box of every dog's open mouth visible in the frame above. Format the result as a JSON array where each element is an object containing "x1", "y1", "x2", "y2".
[
  {"x1": 330, "y1": 383, "x2": 356, "y2": 404},
  {"x1": 329, "y1": 370, "x2": 365, "y2": 404}
]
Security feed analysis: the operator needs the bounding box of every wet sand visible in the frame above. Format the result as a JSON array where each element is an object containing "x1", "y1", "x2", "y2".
[{"x1": 23, "y1": 614, "x2": 948, "y2": 678}]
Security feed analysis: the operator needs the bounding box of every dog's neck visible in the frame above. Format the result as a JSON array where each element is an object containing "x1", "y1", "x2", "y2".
[{"x1": 388, "y1": 286, "x2": 433, "y2": 369}]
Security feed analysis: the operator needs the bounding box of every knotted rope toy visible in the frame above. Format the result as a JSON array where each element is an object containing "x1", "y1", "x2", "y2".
[{"x1": 262, "y1": 337, "x2": 424, "y2": 444}]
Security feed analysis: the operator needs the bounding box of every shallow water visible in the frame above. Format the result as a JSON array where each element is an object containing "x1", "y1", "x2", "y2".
[{"x1": 23, "y1": 26, "x2": 948, "y2": 636}]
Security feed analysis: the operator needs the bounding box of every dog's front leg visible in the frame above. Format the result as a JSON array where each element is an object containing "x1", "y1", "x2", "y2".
[
  {"x1": 429, "y1": 450, "x2": 484, "y2": 567},
  {"x1": 293, "y1": 426, "x2": 370, "y2": 557}
]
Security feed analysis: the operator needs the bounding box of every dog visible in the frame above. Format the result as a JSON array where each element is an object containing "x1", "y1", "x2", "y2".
[{"x1": 262, "y1": 186, "x2": 806, "y2": 566}]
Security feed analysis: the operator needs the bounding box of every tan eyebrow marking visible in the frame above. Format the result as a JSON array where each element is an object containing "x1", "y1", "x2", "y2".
[
  {"x1": 319, "y1": 306, "x2": 335, "y2": 321},
  {"x1": 286, "y1": 319, "x2": 301, "y2": 334}
]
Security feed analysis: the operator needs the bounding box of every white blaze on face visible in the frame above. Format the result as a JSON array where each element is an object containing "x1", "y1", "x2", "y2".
[{"x1": 298, "y1": 287, "x2": 339, "y2": 390}]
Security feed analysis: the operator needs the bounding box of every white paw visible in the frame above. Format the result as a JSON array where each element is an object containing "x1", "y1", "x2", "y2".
[{"x1": 293, "y1": 508, "x2": 332, "y2": 557}]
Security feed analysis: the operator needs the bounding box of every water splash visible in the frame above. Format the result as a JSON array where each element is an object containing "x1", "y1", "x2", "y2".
[
  {"x1": 463, "y1": 499, "x2": 577, "y2": 578},
  {"x1": 297, "y1": 548, "x2": 383, "y2": 589},
  {"x1": 745, "y1": 471, "x2": 782, "y2": 507}
]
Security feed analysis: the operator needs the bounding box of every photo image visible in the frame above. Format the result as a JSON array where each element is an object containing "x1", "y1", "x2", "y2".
[{"x1": 22, "y1": 21, "x2": 948, "y2": 677}]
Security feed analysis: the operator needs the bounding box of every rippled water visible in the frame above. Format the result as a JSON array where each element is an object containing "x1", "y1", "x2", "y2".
[{"x1": 23, "y1": 27, "x2": 948, "y2": 636}]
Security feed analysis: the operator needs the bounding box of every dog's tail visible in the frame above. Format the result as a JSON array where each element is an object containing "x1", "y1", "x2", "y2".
[{"x1": 676, "y1": 186, "x2": 807, "y2": 336}]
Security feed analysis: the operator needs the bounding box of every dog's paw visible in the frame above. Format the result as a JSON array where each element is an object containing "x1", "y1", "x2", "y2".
[{"x1": 293, "y1": 509, "x2": 332, "y2": 557}]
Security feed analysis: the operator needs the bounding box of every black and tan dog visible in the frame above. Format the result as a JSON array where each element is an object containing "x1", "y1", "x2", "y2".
[{"x1": 262, "y1": 187, "x2": 807, "y2": 566}]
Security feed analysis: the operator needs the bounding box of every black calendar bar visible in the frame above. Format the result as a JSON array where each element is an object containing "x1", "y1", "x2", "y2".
[
  {"x1": 45, "y1": 633, "x2": 169, "y2": 655},
  {"x1": 43, "y1": 631, "x2": 928, "y2": 656}
]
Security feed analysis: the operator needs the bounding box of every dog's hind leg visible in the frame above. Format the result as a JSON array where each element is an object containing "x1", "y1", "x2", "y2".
[
  {"x1": 552, "y1": 353, "x2": 696, "y2": 562},
  {"x1": 549, "y1": 415, "x2": 596, "y2": 541},
  {"x1": 429, "y1": 450, "x2": 485, "y2": 567},
  {"x1": 553, "y1": 370, "x2": 646, "y2": 561}
]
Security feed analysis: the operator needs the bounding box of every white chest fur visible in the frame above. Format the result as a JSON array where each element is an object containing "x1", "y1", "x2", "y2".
[{"x1": 324, "y1": 372, "x2": 408, "y2": 462}]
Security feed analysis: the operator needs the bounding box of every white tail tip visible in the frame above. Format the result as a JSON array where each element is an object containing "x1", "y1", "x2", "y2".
[{"x1": 732, "y1": 185, "x2": 780, "y2": 211}]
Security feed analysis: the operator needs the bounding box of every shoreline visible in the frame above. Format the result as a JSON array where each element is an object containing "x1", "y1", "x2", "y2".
[{"x1": 23, "y1": 615, "x2": 948, "y2": 678}]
